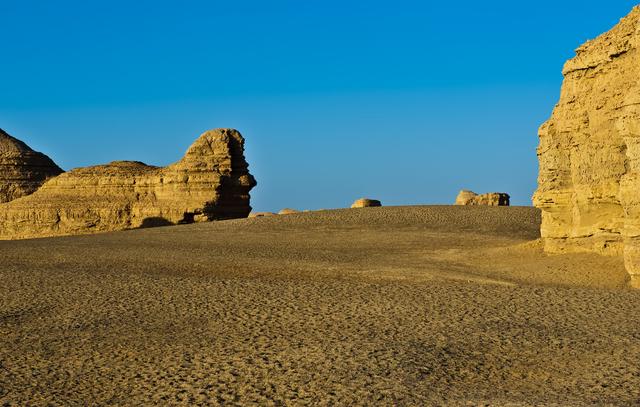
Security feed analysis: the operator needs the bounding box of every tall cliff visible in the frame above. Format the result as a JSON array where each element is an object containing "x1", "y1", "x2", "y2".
[
  {"x1": 0, "y1": 128, "x2": 256, "y2": 239},
  {"x1": 0, "y1": 129, "x2": 63, "y2": 203},
  {"x1": 533, "y1": 6, "x2": 640, "y2": 287}
]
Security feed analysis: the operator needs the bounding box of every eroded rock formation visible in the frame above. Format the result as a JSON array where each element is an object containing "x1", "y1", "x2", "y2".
[
  {"x1": 455, "y1": 190, "x2": 510, "y2": 206},
  {"x1": 0, "y1": 128, "x2": 256, "y2": 239},
  {"x1": 533, "y1": 6, "x2": 640, "y2": 287},
  {"x1": 278, "y1": 208, "x2": 300, "y2": 215},
  {"x1": 248, "y1": 211, "x2": 277, "y2": 218},
  {"x1": 351, "y1": 198, "x2": 382, "y2": 208},
  {"x1": 0, "y1": 129, "x2": 63, "y2": 203}
]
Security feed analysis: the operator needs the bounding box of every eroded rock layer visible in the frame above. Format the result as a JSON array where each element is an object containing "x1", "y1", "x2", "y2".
[
  {"x1": 0, "y1": 128, "x2": 256, "y2": 239},
  {"x1": 533, "y1": 6, "x2": 640, "y2": 287},
  {"x1": 0, "y1": 129, "x2": 63, "y2": 203}
]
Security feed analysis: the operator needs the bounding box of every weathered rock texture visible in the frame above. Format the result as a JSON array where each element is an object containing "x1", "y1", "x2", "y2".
[
  {"x1": 0, "y1": 128, "x2": 256, "y2": 239},
  {"x1": 351, "y1": 198, "x2": 382, "y2": 208},
  {"x1": 533, "y1": 6, "x2": 640, "y2": 287},
  {"x1": 455, "y1": 190, "x2": 510, "y2": 206},
  {"x1": 0, "y1": 129, "x2": 63, "y2": 203}
]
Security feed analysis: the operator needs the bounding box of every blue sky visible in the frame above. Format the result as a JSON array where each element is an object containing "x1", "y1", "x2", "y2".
[{"x1": 1, "y1": 1, "x2": 637, "y2": 211}]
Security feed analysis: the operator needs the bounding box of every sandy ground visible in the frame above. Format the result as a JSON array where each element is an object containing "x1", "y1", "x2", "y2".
[{"x1": 1, "y1": 205, "x2": 639, "y2": 406}]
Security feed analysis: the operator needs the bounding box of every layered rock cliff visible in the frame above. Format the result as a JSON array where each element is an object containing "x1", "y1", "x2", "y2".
[
  {"x1": 533, "y1": 6, "x2": 640, "y2": 287},
  {"x1": 0, "y1": 129, "x2": 63, "y2": 203},
  {"x1": 0, "y1": 128, "x2": 256, "y2": 239}
]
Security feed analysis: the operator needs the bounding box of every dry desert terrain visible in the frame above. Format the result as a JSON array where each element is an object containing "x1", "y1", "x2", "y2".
[{"x1": 1, "y1": 206, "x2": 639, "y2": 405}]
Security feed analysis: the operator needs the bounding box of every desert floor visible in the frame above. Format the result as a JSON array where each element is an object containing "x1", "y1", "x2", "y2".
[{"x1": 1, "y1": 206, "x2": 639, "y2": 406}]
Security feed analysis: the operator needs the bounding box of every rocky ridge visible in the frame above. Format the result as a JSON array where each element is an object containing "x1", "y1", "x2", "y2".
[
  {"x1": 0, "y1": 128, "x2": 256, "y2": 239},
  {"x1": 533, "y1": 6, "x2": 640, "y2": 287}
]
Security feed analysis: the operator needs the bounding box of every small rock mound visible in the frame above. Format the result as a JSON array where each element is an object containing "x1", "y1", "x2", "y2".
[
  {"x1": 249, "y1": 211, "x2": 277, "y2": 218},
  {"x1": 455, "y1": 190, "x2": 510, "y2": 206},
  {"x1": 0, "y1": 129, "x2": 63, "y2": 203},
  {"x1": 278, "y1": 208, "x2": 300, "y2": 215},
  {"x1": 351, "y1": 198, "x2": 382, "y2": 208}
]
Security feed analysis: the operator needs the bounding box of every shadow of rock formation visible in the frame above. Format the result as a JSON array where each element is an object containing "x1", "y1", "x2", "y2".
[{"x1": 139, "y1": 217, "x2": 175, "y2": 229}]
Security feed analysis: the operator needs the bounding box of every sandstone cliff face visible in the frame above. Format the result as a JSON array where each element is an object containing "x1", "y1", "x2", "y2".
[
  {"x1": 533, "y1": 6, "x2": 640, "y2": 287},
  {"x1": 455, "y1": 190, "x2": 510, "y2": 206},
  {"x1": 0, "y1": 128, "x2": 256, "y2": 239},
  {"x1": 0, "y1": 129, "x2": 63, "y2": 203}
]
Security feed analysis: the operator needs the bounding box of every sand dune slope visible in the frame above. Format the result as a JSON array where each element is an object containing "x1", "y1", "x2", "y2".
[{"x1": 1, "y1": 206, "x2": 638, "y2": 405}]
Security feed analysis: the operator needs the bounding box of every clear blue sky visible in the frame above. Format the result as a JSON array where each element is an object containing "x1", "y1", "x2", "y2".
[{"x1": 1, "y1": 1, "x2": 637, "y2": 211}]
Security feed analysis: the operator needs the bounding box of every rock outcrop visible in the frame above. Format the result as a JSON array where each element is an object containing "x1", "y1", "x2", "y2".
[
  {"x1": 533, "y1": 6, "x2": 640, "y2": 287},
  {"x1": 248, "y1": 211, "x2": 277, "y2": 218},
  {"x1": 0, "y1": 129, "x2": 63, "y2": 203},
  {"x1": 278, "y1": 208, "x2": 300, "y2": 215},
  {"x1": 0, "y1": 128, "x2": 256, "y2": 239},
  {"x1": 351, "y1": 198, "x2": 382, "y2": 208},
  {"x1": 455, "y1": 190, "x2": 510, "y2": 206}
]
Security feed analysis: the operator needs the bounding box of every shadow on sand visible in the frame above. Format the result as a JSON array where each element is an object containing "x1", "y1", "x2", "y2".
[{"x1": 139, "y1": 217, "x2": 175, "y2": 229}]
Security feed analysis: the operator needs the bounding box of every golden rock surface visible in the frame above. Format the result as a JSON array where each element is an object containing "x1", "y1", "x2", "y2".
[
  {"x1": 0, "y1": 129, "x2": 63, "y2": 203},
  {"x1": 351, "y1": 198, "x2": 382, "y2": 208},
  {"x1": 455, "y1": 190, "x2": 510, "y2": 206},
  {"x1": 0, "y1": 128, "x2": 256, "y2": 239},
  {"x1": 533, "y1": 6, "x2": 640, "y2": 287}
]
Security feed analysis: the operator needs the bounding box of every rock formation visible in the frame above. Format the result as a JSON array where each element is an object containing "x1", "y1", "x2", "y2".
[
  {"x1": 533, "y1": 6, "x2": 640, "y2": 287},
  {"x1": 249, "y1": 211, "x2": 277, "y2": 218},
  {"x1": 455, "y1": 190, "x2": 510, "y2": 206},
  {"x1": 351, "y1": 198, "x2": 382, "y2": 208},
  {"x1": 278, "y1": 208, "x2": 300, "y2": 215},
  {"x1": 0, "y1": 128, "x2": 256, "y2": 239},
  {"x1": 0, "y1": 129, "x2": 63, "y2": 203}
]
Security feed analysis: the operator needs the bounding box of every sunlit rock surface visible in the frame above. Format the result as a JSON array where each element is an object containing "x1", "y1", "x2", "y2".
[
  {"x1": 0, "y1": 129, "x2": 63, "y2": 203},
  {"x1": 0, "y1": 128, "x2": 256, "y2": 239},
  {"x1": 455, "y1": 190, "x2": 510, "y2": 206},
  {"x1": 533, "y1": 6, "x2": 640, "y2": 287}
]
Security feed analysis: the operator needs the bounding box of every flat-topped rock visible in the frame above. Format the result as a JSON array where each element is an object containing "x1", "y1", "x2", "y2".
[
  {"x1": 278, "y1": 208, "x2": 300, "y2": 215},
  {"x1": 455, "y1": 190, "x2": 510, "y2": 206},
  {"x1": 351, "y1": 198, "x2": 382, "y2": 208}
]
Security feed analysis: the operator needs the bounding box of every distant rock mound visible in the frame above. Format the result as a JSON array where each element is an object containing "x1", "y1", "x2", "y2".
[
  {"x1": 249, "y1": 211, "x2": 277, "y2": 218},
  {"x1": 454, "y1": 190, "x2": 479, "y2": 205},
  {"x1": 278, "y1": 208, "x2": 300, "y2": 215},
  {"x1": 0, "y1": 128, "x2": 256, "y2": 239},
  {"x1": 0, "y1": 129, "x2": 63, "y2": 203},
  {"x1": 351, "y1": 198, "x2": 382, "y2": 208},
  {"x1": 455, "y1": 190, "x2": 510, "y2": 206},
  {"x1": 532, "y1": 6, "x2": 640, "y2": 287}
]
